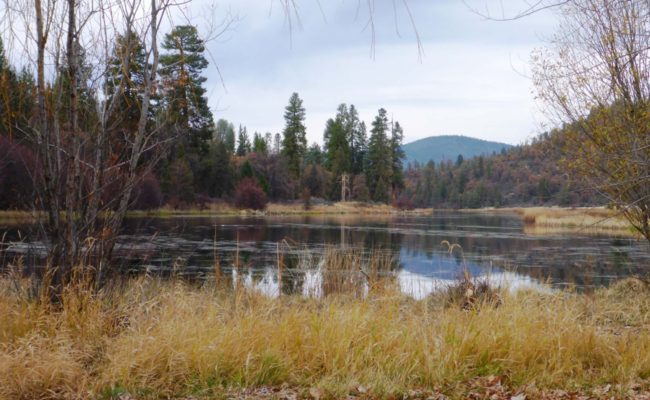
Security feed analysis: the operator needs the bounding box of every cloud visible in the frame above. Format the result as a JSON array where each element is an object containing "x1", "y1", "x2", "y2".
[{"x1": 191, "y1": 0, "x2": 556, "y2": 145}]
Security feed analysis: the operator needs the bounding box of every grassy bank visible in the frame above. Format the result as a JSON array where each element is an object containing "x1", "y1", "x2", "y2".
[
  {"x1": 2, "y1": 273, "x2": 650, "y2": 399},
  {"x1": 478, "y1": 207, "x2": 635, "y2": 236},
  {"x1": 0, "y1": 202, "x2": 429, "y2": 222},
  {"x1": 125, "y1": 201, "x2": 432, "y2": 218}
]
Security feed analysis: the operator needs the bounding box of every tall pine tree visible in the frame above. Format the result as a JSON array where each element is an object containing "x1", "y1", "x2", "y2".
[
  {"x1": 323, "y1": 104, "x2": 352, "y2": 199},
  {"x1": 215, "y1": 118, "x2": 236, "y2": 153},
  {"x1": 365, "y1": 108, "x2": 393, "y2": 203},
  {"x1": 105, "y1": 32, "x2": 152, "y2": 138},
  {"x1": 0, "y1": 38, "x2": 34, "y2": 141},
  {"x1": 281, "y1": 92, "x2": 307, "y2": 180},
  {"x1": 236, "y1": 125, "x2": 251, "y2": 156},
  {"x1": 390, "y1": 120, "x2": 406, "y2": 196},
  {"x1": 348, "y1": 105, "x2": 367, "y2": 175},
  {"x1": 159, "y1": 25, "x2": 214, "y2": 155}
]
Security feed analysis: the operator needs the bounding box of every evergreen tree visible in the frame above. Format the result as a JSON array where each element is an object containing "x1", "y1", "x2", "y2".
[
  {"x1": 273, "y1": 133, "x2": 282, "y2": 154},
  {"x1": 365, "y1": 108, "x2": 393, "y2": 203},
  {"x1": 106, "y1": 32, "x2": 152, "y2": 138},
  {"x1": 281, "y1": 92, "x2": 307, "y2": 179},
  {"x1": 252, "y1": 132, "x2": 268, "y2": 154},
  {"x1": 390, "y1": 120, "x2": 406, "y2": 195},
  {"x1": 323, "y1": 104, "x2": 352, "y2": 199},
  {"x1": 351, "y1": 116, "x2": 367, "y2": 174},
  {"x1": 456, "y1": 154, "x2": 464, "y2": 167},
  {"x1": 264, "y1": 132, "x2": 273, "y2": 152},
  {"x1": 169, "y1": 158, "x2": 195, "y2": 203},
  {"x1": 159, "y1": 25, "x2": 214, "y2": 155},
  {"x1": 197, "y1": 140, "x2": 234, "y2": 197},
  {"x1": 0, "y1": 38, "x2": 34, "y2": 141},
  {"x1": 54, "y1": 42, "x2": 99, "y2": 134},
  {"x1": 305, "y1": 143, "x2": 324, "y2": 166},
  {"x1": 215, "y1": 118, "x2": 235, "y2": 153},
  {"x1": 236, "y1": 125, "x2": 251, "y2": 156}
]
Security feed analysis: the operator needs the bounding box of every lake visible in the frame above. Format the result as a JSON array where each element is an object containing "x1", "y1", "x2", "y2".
[{"x1": 2, "y1": 211, "x2": 649, "y2": 298}]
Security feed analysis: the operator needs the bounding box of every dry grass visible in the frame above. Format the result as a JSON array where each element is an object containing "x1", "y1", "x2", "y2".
[
  {"x1": 506, "y1": 207, "x2": 636, "y2": 235},
  {"x1": 2, "y1": 274, "x2": 650, "y2": 399},
  {"x1": 266, "y1": 202, "x2": 430, "y2": 216},
  {"x1": 122, "y1": 202, "x2": 432, "y2": 218}
]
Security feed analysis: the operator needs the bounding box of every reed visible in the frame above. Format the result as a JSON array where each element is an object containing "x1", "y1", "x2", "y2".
[
  {"x1": 2, "y1": 271, "x2": 650, "y2": 399},
  {"x1": 514, "y1": 207, "x2": 633, "y2": 234}
]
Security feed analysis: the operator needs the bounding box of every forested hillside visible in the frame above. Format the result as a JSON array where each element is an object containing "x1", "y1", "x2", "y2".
[
  {"x1": 401, "y1": 130, "x2": 599, "y2": 209},
  {"x1": 402, "y1": 135, "x2": 512, "y2": 164}
]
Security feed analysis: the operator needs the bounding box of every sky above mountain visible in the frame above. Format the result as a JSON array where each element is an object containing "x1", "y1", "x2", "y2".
[{"x1": 183, "y1": 0, "x2": 558, "y2": 146}]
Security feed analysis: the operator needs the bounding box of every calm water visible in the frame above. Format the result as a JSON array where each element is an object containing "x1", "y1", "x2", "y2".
[{"x1": 2, "y1": 212, "x2": 650, "y2": 297}]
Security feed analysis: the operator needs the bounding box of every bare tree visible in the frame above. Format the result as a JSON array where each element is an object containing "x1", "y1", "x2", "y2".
[
  {"x1": 532, "y1": 0, "x2": 650, "y2": 243},
  {"x1": 0, "y1": 0, "x2": 418, "y2": 297},
  {"x1": 0, "y1": 0, "x2": 184, "y2": 296}
]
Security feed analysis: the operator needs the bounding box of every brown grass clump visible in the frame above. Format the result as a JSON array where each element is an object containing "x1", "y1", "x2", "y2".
[
  {"x1": 513, "y1": 207, "x2": 634, "y2": 235},
  {"x1": 0, "y1": 334, "x2": 86, "y2": 400},
  {"x1": 436, "y1": 269, "x2": 502, "y2": 310},
  {"x1": 2, "y1": 273, "x2": 650, "y2": 399}
]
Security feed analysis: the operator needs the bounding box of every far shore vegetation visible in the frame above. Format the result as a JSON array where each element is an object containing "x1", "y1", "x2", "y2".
[{"x1": 0, "y1": 203, "x2": 639, "y2": 237}]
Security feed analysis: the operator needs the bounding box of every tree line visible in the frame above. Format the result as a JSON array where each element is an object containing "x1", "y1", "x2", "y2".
[
  {"x1": 400, "y1": 130, "x2": 597, "y2": 210},
  {"x1": 0, "y1": 27, "x2": 408, "y2": 211},
  {"x1": 0, "y1": 24, "x2": 596, "y2": 213}
]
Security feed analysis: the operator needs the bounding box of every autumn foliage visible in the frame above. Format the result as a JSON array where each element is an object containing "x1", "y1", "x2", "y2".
[
  {"x1": 233, "y1": 178, "x2": 268, "y2": 210},
  {"x1": 0, "y1": 137, "x2": 36, "y2": 210}
]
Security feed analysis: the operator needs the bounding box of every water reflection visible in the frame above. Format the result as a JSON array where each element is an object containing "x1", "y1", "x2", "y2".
[{"x1": 1, "y1": 212, "x2": 650, "y2": 293}]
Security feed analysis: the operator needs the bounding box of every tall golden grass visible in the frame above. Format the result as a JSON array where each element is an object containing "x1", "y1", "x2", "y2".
[
  {"x1": 513, "y1": 207, "x2": 634, "y2": 234},
  {"x1": 2, "y1": 270, "x2": 650, "y2": 399}
]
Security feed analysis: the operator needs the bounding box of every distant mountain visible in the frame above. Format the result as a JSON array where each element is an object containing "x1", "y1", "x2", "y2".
[{"x1": 402, "y1": 135, "x2": 512, "y2": 165}]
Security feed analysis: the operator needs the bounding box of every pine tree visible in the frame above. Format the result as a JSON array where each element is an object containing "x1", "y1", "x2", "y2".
[
  {"x1": 53, "y1": 42, "x2": 99, "y2": 134},
  {"x1": 197, "y1": 140, "x2": 234, "y2": 197},
  {"x1": 350, "y1": 107, "x2": 367, "y2": 175},
  {"x1": 365, "y1": 108, "x2": 393, "y2": 203},
  {"x1": 105, "y1": 32, "x2": 151, "y2": 137},
  {"x1": 215, "y1": 118, "x2": 236, "y2": 153},
  {"x1": 159, "y1": 25, "x2": 214, "y2": 155},
  {"x1": 273, "y1": 133, "x2": 282, "y2": 154},
  {"x1": 305, "y1": 143, "x2": 323, "y2": 166},
  {"x1": 323, "y1": 104, "x2": 352, "y2": 199},
  {"x1": 0, "y1": 38, "x2": 34, "y2": 141},
  {"x1": 252, "y1": 132, "x2": 268, "y2": 154},
  {"x1": 236, "y1": 125, "x2": 251, "y2": 156},
  {"x1": 390, "y1": 120, "x2": 406, "y2": 196},
  {"x1": 281, "y1": 92, "x2": 307, "y2": 179}
]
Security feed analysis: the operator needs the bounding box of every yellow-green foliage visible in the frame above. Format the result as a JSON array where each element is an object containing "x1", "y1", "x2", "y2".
[{"x1": 1, "y1": 277, "x2": 650, "y2": 399}]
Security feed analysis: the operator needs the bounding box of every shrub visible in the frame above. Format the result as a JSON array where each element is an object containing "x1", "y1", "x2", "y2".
[
  {"x1": 233, "y1": 178, "x2": 268, "y2": 210},
  {"x1": 351, "y1": 174, "x2": 369, "y2": 202},
  {"x1": 0, "y1": 137, "x2": 36, "y2": 210},
  {"x1": 131, "y1": 172, "x2": 163, "y2": 210},
  {"x1": 393, "y1": 193, "x2": 414, "y2": 210},
  {"x1": 301, "y1": 188, "x2": 311, "y2": 210}
]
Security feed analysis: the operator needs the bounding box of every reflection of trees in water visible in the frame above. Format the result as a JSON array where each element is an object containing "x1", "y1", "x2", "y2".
[{"x1": 4, "y1": 214, "x2": 650, "y2": 289}]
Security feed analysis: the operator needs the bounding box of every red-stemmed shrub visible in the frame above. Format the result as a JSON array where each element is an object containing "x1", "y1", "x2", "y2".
[
  {"x1": 233, "y1": 178, "x2": 268, "y2": 210},
  {"x1": 394, "y1": 193, "x2": 414, "y2": 210},
  {"x1": 131, "y1": 172, "x2": 163, "y2": 210}
]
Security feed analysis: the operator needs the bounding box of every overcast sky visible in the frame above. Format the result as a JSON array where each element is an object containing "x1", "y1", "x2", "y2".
[{"x1": 183, "y1": 0, "x2": 557, "y2": 146}]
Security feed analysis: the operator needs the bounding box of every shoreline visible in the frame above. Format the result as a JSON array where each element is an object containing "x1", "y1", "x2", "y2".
[
  {"x1": 3, "y1": 276, "x2": 650, "y2": 399},
  {"x1": 0, "y1": 204, "x2": 637, "y2": 236}
]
